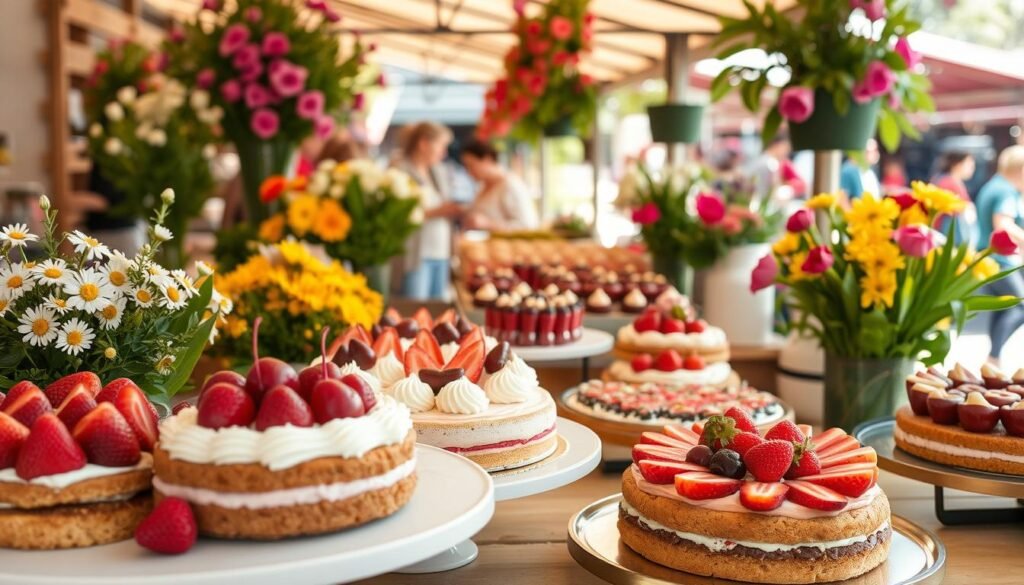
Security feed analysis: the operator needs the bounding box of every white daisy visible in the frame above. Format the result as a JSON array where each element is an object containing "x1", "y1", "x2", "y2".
[
  {"x1": 45, "y1": 294, "x2": 71, "y2": 314},
  {"x1": 170, "y1": 269, "x2": 196, "y2": 298},
  {"x1": 100, "y1": 252, "x2": 132, "y2": 294},
  {"x1": 208, "y1": 289, "x2": 233, "y2": 315},
  {"x1": 67, "y1": 231, "x2": 111, "y2": 261},
  {"x1": 17, "y1": 306, "x2": 57, "y2": 346},
  {"x1": 96, "y1": 297, "x2": 127, "y2": 330},
  {"x1": 152, "y1": 225, "x2": 173, "y2": 242},
  {"x1": 0, "y1": 263, "x2": 35, "y2": 300},
  {"x1": 159, "y1": 284, "x2": 187, "y2": 310},
  {"x1": 56, "y1": 318, "x2": 95, "y2": 356},
  {"x1": 138, "y1": 262, "x2": 173, "y2": 288},
  {"x1": 194, "y1": 260, "x2": 213, "y2": 276},
  {"x1": 0, "y1": 224, "x2": 38, "y2": 248},
  {"x1": 0, "y1": 298, "x2": 11, "y2": 317},
  {"x1": 155, "y1": 354, "x2": 176, "y2": 375},
  {"x1": 129, "y1": 285, "x2": 156, "y2": 308},
  {"x1": 32, "y1": 259, "x2": 71, "y2": 285},
  {"x1": 63, "y1": 268, "x2": 114, "y2": 312}
]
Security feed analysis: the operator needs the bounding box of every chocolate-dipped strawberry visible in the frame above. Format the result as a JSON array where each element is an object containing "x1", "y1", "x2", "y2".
[
  {"x1": 925, "y1": 366, "x2": 952, "y2": 386},
  {"x1": 484, "y1": 341, "x2": 511, "y2": 375},
  {"x1": 454, "y1": 314, "x2": 475, "y2": 340},
  {"x1": 518, "y1": 297, "x2": 539, "y2": 346},
  {"x1": 432, "y1": 322, "x2": 461, "y2": 346},
  {"x1": 984, "y1": 389, "x2": 1020, "y2": 407},
  {"x1": 982, "y1": 364, "x2": 1011, "y2": 389},
  {"x1": 908, "y1": 383, "x2": 939, "y2": 416},
  {"x1": 948, "y1": 363, "x2": 982, "y2": 387},
  {"x1": 396, "y1": 318, "x2": 420, "y2": 339},
  {"x1": 419, "y1": 368, "x2": 466, "y2": 395},
  {"x1": 379, "y1": 311, "x2": 399, "y2": 328},
  {"x1": 537, "y1": 301, "x2": 556, "y2": 346},
  {"x1": 958, "y1": 391, "x2": 1000, "y2": 433},
  {"x1": 999, "y1": 401, "x2": 1024, "y2": 437},
  {"x1": 927, "y1": 390, "x2": 965, "y2": 425},
  {"x1": 348, "y1": 339, "x2": 377, "y2": 370}
]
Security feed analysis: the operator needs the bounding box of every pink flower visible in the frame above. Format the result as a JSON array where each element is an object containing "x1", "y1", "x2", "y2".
[
  {"x1": 218, "y1": 24, "x2": 250, "y2": 57},
  {"x1": 720, "y1": 214, "x2": 742, "y2": 235},
  {"x1": 893, "y1": 225, "x2": 939, "y2": 258},
  {"x1": 888, "y1": 92, "x2": 902, "y2": 109},
  {"x1": 631, "y1": 202, "x2": 661, "y2": 225},
  {"x1": 750, "y1": 254, "x2": 778, "y2": 293},
  {"x1": 786, "y1": 209, "x2": 813, "y2": 233},
  {"x1": 250, "y1": 108, "x2": 279, "y2": 140},
  {"x1": 201, "y1": 0, "x2": 220, "y2": 11},
  {"x1": 239, "y1": 62, "x2": 263, "y2": 82},
  {"x1": 244, "y1": 84, "x2": 272, "y2": 109},
  {"x1": 220, "y1": 79, "x2": 242, "y2": 102},
  {"x1": 528, "y1": 38, "x2": 551, "y2": 55},
  {"x1": 353, "y1": 92, "x2": 365, "y2": 111},
  {"x1": 377, "y1": 72, "x2": 387, "y2": 88},
  {"x1": 268, "y1": 60, "x2": 308, "y2": 97},
  {"x1": 696, "y1": 192, "x2": 726, "y2": 225},
  {"x1": 852, "y1": 80, "x2": 874, "y2": 105},
  {"x1": 801, "y1": 246, "x2": 834, "y2": 274},
  {"x1": 513, "y1": 0, "x2": 527, "y2": 15},
  {"x1": 778, "y1": 86, "x2": 815, "y2": 123},
  {"x1": 851, "y1": 0, "x2": 885, "y2": 20},
  {"x1": 245, "y1": 6, "x2": 262, "y2": 22},
  {"x1": 196, "y1": 68, "x2": 215, "y2": 89},
  {"x1": 324, "y1": 8, "x2": 341, "y2": 22},
  {"x1": 895, "y1": 37, "x2": 921, "y2": 69},
  {"x1": 296, "y1": 90, "x2": 325, "y2": 120},
  {"x1": 863, "y1": 61, "x2": 895, "y2": 97},
  {"x1": 550, "y1": 16, "x2": 574, "y2": 41},
  {"x1": 169, "y1": 26, "x2": 185, "y2": 43},
  {"x1": 306, "y1": 0, "x2": 327, "y2": 10},
  {"x1": 990, "y1": 230, "x2": 1018, "y2": 256},
  {"x1": 262, "y1": 32, "x2": 290, "y2": 57},
  {"x1": 232, "y1": 43, "x2": 261, "y2": 70},
  {"x1": 315, "y1": 115, "x2": 335, "y2": 140}
]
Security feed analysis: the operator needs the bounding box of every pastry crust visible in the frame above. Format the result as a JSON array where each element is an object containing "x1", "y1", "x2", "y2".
[
  {"x1": 895, "y1": 406, "x2": 1024, "y2": 475},
  {"x1": 0, "y1": 493, "x2": 152, "y2": 550},
  {"x1": 461, "y1": 432, "x2": 558, "y2": 471},
  {"x1": 0, "y1": 454, "x2": 153, "y2": 509}
]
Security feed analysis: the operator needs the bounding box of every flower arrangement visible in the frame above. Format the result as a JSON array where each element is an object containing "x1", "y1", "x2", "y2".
[
  {"x1": 750, "y1": 183, "x2": 1019, "y2": 362},
  {"x1": 712, "y1": 0, "x2": 933, "y2": 150},
  {"x1": 85, "y1": 39, "x2": 220, "y2": 267},
  {"x1": 215, "y1": 240, "x2": 383, "y2": 364},
  {"x1": 0, "y1": 193, "x2": 229, "y2": 400},
  {"x1": 257, "y1": 159, "x2": 423, "y2": 271},
  {"x1": 477, "y1": 0, "x2": 596, "y2": 141}
]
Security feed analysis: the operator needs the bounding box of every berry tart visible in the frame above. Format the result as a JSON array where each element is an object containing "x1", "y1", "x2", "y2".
[
  {"x1": 620, "y1": 413, "x2": 890, "y2": 584},
  {"x1": 604, "y1": 349, "x2": 739, "y2": 389},
  {"x1": 0, "y1": 373, "x2": 157, "y2": 549},
  {"x1": 895, "y1": 363, "x2": 1024, "y2": 475},
  {"x1": 152, "y1": 321, "x2": 416, "y2": 540},
  {"x1": 483, "y1": 287, "x2": 584, "y2": 346},
  {"x1": 615, "y1": 304, "x2": 730, "y2": 365}
]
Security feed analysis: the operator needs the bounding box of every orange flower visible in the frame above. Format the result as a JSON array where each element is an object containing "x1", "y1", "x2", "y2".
[
  {"x1": 259, "y1": 176, "x2": 287, "y2": 203},
  {"x1": 288, "y1": 176, "x2": 308, "y2": 191}
]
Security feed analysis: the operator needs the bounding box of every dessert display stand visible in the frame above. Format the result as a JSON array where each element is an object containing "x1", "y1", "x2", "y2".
[
  {"x1": 856, "y1": 417, "x2": 1024, "y2": 526},
  {"x1": 396, "y1": 417, "x2": 602, "y2": 574},
  {"x1": 567, "y1": 494, "x2": 946, "y2": 585},
  {"x1": 513, "y1": 328, "x2": 615, "y2": 381},
  {"x1": 455, "y1": 287, "x2": 634, "y2": 336},
  {"x1": 0, "y1": 446, "x2": 494, "y2": 585}
]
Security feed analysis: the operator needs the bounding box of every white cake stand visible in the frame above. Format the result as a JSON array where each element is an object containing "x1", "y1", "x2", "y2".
[
  {"x1": 0, "y1": 445, "x2": 494, "y2": 585},
  {"x1": 397, "y1": 417, "x2": 602, "y2": 574},
  {"x1": 512, "y1": 328, "x2": 614, "y2": 380}
]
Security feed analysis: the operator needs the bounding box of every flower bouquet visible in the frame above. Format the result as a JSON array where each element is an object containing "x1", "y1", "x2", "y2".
[
  {"x1": 0, "y1": 193, "x2": 229, "y2": 403},
  {"x1": 712, "y1": 0, "x2": 933, "y2": 151},
  {"x1": 477, "y1": 0, "x2": 596, "y2": 141},
  {"x1": 214, "y1": 240, "x2": 382, "y2": 364},
  {"x1": 751, "y1": 183, "x2": 1021, "y2": 429},
  {"x1": 85, "y1": 40, "x2": 220, "y2": 267}
]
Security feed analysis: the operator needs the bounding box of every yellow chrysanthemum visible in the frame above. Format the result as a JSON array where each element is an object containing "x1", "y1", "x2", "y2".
[
  {"x1": 772, "y1": 232, "x2": 802, "y2": 256},
  {"x1": 312, "y1": 199, "x2": 352, "y2": 242},
  {"x1": 258, "y1": 214, "x2": 285, "y2": 242},
  {"x1": 787, "y1": 252, "x2": 810, "y2": 281},
  {"x1": 898, "y1": 203, "x2": 929, "y2": 227},
  {"x1": 860, "y1": 270, "x2": 898, "y2": 309},
  {"x1": 972, "y1": 256, "x2": 1000, "y2": 281},
  {"x1": 807, "y1": 193, "x2": 837, "y2": 210},
  {"x1": 844, "y1": 230, "x2": 894, "y2": 263},
  {"x1": 912, "y1": 181, "x2": 965, "y2": 215},
  {"x1": 856, "y1": 241, "x2": 905, "y2": 275},
  {"x1": 845, "y1": 193, "x2": 900, "y2": 235},
  {"x1": 286, "y1": 194, "x2": 319, "y2": 236}
]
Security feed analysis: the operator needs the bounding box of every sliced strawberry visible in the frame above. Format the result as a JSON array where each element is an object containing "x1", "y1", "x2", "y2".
[
  {"x1": 744, "y1": 439, "x2": 794, "y2": 483},
  {"x1": 786, "y1": 447, "x2": 821, "y2": 479},
  {"x1": 809, "y1": 427, "x2": 847, "y2": 452},
  {"x1": 740, "y1": 482, "x2": 789, "y2": 511},
  {"x1": 663, "y1": 424, "x2": 700, "y2": 446},
  {"x1": 798, "y1": 424, "x2": 813, "y2": 438},
  {"x1": 730, "y1": 431, "x2": 764, "y2": 457},
  {"x1": 691, "y1": 419, "x2": 706, "y2": 434},
  {"x1": 197, "y1": 383, "x2": 255, "y2": 429},
  {"x1": 404, "y1": 346, "x2": 440, "y2": 376},
  {"x1": 372, "y1": 328, "x2": 404, "y2": 361},
  {"x1": 659, "y1": 317, "x2": 687, "y2": 334},
  {"x1": 135, "y1": 497, "x2": 197, "y2": 555},
  {"x1": 254, "y1": 385, "x2": 314, "y2": 431},
  {"x1": 637, "y1": 459, "x2": 708, "y2": 484},
  {"x1": 3, "y1": 386, "x2": 52, "y2": 427},
  {"x1": 384, "y1": 307, "x2": 402, "y2": 324},
  {"x1": 675, "y1": 472, "x2": 742, "y2": 500},
  {"x1": 96, "y1": 378, "x2": 138, "y2": 404},
  {"x1": 798, "y1": 463, "x2": 877, "y2": 498},
  {"x1": 16, "y1": 414, "x2": 86, "y2": 480},
  {"x1": 72, "y1": 402, "x2": 141, "y2": 466},
  {"x1": 43, "y1": 372, "x2": 101, "y2": 406},
  {"x1": 446, "y1": 340, "x2": 484, "y2": 383},
  {"x1": 819, "y1": 446, "x2": 877, "y2": 469},
  {"x1": 654, "y1": 349, "x2": 684, "y2": 372},
  {"x1": 816, "y1": 435, "x2": 860, "y2": 459},
  {"x1": 346, "y1": 324, "x2": 373, "y2": 346},
  {"x1": 785, "y1": 480, "x2": 849, "y2": 511},
  {"x1": 685, "y1": 319, "x2": 706, "y2": 333},
  {"x1": 459, "y1": 326, "x2": 484, "y2": 349},
  {"x1": 55, "y1": 386, "x2": 97, "y2": 430},
  {"x1": 113, "y1": 384, "x2": 159, "y2": 451},
  {"x1": 764, "y1": 420, "x2": 805, "y2": 443},
  {"x1": 631, "y1": 443, "x2": 688, "y2": 464},
  {"x1": 0, "y1": 412, "x2": 29, "y2": 469},
  {"x1": 2, "y1": 381, "x2": 40, "y2": 410},
  {"x1": 412, "y1": 329, "x2": 444, "y2": 365},
  {"x1": 633, "y1": 310, "x2": 661, "y2": 333},
  {"x1": 640, "y1": 432, "x2": 692, "y2": 449},
  {"x1": 631, "y1": 354, "x2": 654, "y2": 372},
  {"x1": 436, "y1": 308, "x2": 457, "y2": 324},
  {"x1": 682, "y1": 354, "x2": 705, "y2": 370},
  {"x1": 724, "y1": 406, "x2": 758, "y2": 433},
  {"x1": 413, "y1": 307, "x2": 434, "y2": 330}
]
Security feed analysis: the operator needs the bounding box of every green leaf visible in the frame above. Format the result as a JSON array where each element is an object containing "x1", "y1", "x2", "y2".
[
  {"x1": 761, "y1": 108, "x2": 783, "y2": 149},
  {"x1": 950, "y1": 299, "x2": 966, "y2": 335},
  {"x1": 878, "y1": 108, "x2": 901, "y2": 152},
  {"x1": 161, "y1": 316, "x2": 217, "y2": 399},
  {"x1": 710, "y1": 68, "x2": 734, "y2": 102},
  {"x1": 170, "y1": 276, "x2": 213, "y2": 335}
]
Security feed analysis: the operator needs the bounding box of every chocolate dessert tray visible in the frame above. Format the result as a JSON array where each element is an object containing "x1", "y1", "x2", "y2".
[
  {"x1": 855, "y1": 418, "x2": 1024, "y2": 526},
  {"x1": 567, "y1": 494, "x2": 945, "y2": 585}
]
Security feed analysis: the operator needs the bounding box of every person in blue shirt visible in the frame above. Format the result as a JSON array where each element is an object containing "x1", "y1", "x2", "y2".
[
  {"x1": 975, "y1": 145, "x2": 1024, "y2": 364},
  {"x1": 839, "y1": 138, "x2": 881, "y2": 200}
]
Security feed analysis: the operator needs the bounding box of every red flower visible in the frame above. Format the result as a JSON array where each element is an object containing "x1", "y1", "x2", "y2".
[
  {"x1": 990, "y1": 230, "x2": 1018, "y2": 256},
  {"x1": 695, "y1": 192, "x2": 726, "y2": 225},
  {"x1": 526, "y1": 20, "x2": 542, "y2": 37},
  {"x1": 750, "y1": 254, "x2": 778, "y2": 293},
  {"x1": 632, "y1": 203, "x2": 661, "y2": 225},
  {"x1": 259, "y1": 176, "x2": 287, "y2": 203},
  {"x1": 801, "y1": 246, "x2": 834, "y2": 274},
  {"x1": 888, "y1": 192, "x2": 918, "y2": 210},
  {"x1": 550, "y1": 16, "x2": 574, "y2": 41},
  {"x1": 786, "y1": 209, "x2": 813, "y2": 233}
]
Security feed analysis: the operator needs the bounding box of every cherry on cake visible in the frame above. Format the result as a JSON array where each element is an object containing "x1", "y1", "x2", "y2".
[
  {"x1": 615, "y1": 303, "x2": 730, "y2": 364},
  {"x1": 0, "y1": 373, "x2": 157, "y2": 549},
  {"x1": 620, "y1": 413, "x2": 890, "y2": 584}
]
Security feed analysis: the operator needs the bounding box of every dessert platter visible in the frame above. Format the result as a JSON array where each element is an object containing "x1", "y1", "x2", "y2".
[{"x1": 568, "y1": 412, "x2": 946, "y2": 584}]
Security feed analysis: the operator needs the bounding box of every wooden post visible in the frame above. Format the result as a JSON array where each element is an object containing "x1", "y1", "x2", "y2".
[
  {"x1": 664, "y1": 32, "x2": 689, "y2": 165},
  {"x1": 45, "y1": 0, "x2": 72, "y2": 232}
]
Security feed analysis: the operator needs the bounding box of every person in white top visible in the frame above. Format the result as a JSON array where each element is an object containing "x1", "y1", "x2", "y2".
[
  {"x1": 394, "y1": 122, "x2": 463, "y2": 300},
  {"x1": 460, "y1": 139, "x2": 540, "y2": 231}
]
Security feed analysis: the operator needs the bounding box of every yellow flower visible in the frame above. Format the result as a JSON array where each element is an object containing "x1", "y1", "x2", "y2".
[
  {"x1": 845, "y1": 193, "x2": 900, "y2": 235},
  {"x1": 258, "y1": 214, "x2": 285, "y2": 242},
  {"x1": 912, "y1": 181, "x2": 965, "y2": 216},
  {"x1": 286, "y1": 194, "x2": 319, "y2": 236},
  {"x1": 807, "y1": 193, "x2": 837, "y2": 210},
  {"x1": 972, "y1": 256, "x2": 1000, "y2": 281},
  {"x1": 860, "y1": 270, "x2": 898, "y2": 309},
  {"x1": 898, "y1": 203, "x2": 929, "y2": 227},
  {"x1": 787, "y1": 252, "x2": 810, "y2": 281},
  {"x1": 856, "y1": 241, "x2": 905, "y2": 275},
  {"x1": 772, "y1": 232, "x2": 802, "y2": 256},
  {"x1": 312, "y1": 199, "x2": 352, "y2": 242}
]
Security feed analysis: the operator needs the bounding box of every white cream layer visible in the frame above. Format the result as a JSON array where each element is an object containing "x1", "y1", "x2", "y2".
[
  {"x1": 413, "y1": 387, "x2": 556, "y2": 449},
  {"x1": 617, "y1": 324, "x2": 728, "y2": 350},
  {"x1": 0, "y1": 454, "x2": 152, "y2": 489},
  {"x1": 565, "y1": 394, "x2": 784, "y2": 427},
  {"x1": 153, "y1": 457, "x2": 415, "y2": 510},
  {"x1": 894, "y1": 425, "x2": 1024, "y2": 463},
  {"x1": 158, "y1": 396, "x2": 412, "y2": 471},
  {"x1": 607, "y1": 360, "x2": 732, "y2": 386},
  {"x1": 621, "y1": 500, "x2": 888, "y2": 553}
]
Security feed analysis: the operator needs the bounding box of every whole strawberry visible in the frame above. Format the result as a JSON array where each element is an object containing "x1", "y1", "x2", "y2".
[
  {"x1": 724, "y1": 406, "x2": 757, "y2": 434},
  {"x1": 699, "y1": 415, "x2": 738, "y2": 451},
  {"x1": 730, "y1": 431, "x2": 764, "y2": 457},
  {"x1": 744, "y1": 439, "x2": 794, "y2": 483},
  {"x1": 135, "y1": 497, "x2": 197, "y2": 555},
  {"x1": 785, "y1": 440, "x2": 821, "y2": 479},
  {"x1": 764, "y1": 420, "x2": 805, "y2": 444}
]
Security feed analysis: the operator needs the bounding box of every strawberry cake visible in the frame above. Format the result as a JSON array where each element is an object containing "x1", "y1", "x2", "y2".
[
  {"x1": 620, "y1": 412, "x2": 890, "y2": 584},
  {"x1": 896, "y1": 364, "x2": 1024, "y2": 475},
  {"x1": 0, "y1": 373, "x2": 159, "y2": 549},
  {"x1": 604, "y1": 349, "x2": 738, "y2": 389},
  {"x1": 152, "y1": 322, "x2": 416, "y2": 540},
  {"x1": 615, "y1": 300, "x2": 730, "y2": 364}
]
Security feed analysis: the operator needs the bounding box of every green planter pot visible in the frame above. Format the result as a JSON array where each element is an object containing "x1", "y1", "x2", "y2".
[
  {"x1": 651, "y1": 251, "x2": 693, "y2": 298},
  {"x1": 543, "y1": 116, "x2": 577, "y2": 138},
  {"x1": 824, "y1": 354, "x2": 913, "y2": 432},
  {"x1": 647, "y1": 104, "x2": 704, "y2": 144},
  {"x1": 789, "y1": 90, "x2": 881, "y2": 152}
]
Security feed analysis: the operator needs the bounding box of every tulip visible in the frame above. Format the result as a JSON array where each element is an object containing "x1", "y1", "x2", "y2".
[
  {"x1": 990, "y1": 230, "x2": 1018, "y2": 256},
  {"x1": 631, "y1": 202, "x2": 661, "y2": 225},
  {"x1": 696, "y1": 192, "x2": 726, "y2": 225},
  {"x1": 895, "y1": 37, "x2": 921, "y2": 69},
  {"x1": 802, "y1": 246, "x2": 834, "y2": 274},
  {"x1": 778, "y1": 86, "x2": 815, "y2": 123},
  {"x1": 863, "y1": 61, "x2": 896, "y2": 97},
  {"x1": 852, "y1": 81, "x2": 874, "y2": 105},
  {"x1": 786, "y1": 209, "x2": 813, "y2": 233},
  {"x1": 750, "y1": 254, "x2": 778, "y2": 293},
  {"x1": 888, "y1": 192, "x2": 918, "y2": 210},
  {"x1": 893, "y1": 225, "x2": 938, "y2": 258}
]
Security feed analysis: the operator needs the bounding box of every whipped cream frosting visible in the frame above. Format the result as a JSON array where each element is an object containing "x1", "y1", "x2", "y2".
[
  {"x1": 894, "y1": 425, "x2": 1024, "y2": 463},
  {"x1": 623, "y1": 288, "x2": 648, "y2": 309},
  {"x1": 440, "y1": 342, "x2": 460, "y2": 364},
  {"x1": 587, "y1": 288, "x2": 612, "y2": 308},
  {"x1": 436, "y1": 377, "x2": 490, "y2": 414},
  {"x1": 608, "y1": 360, "x2": 732, "y2": 386},
  {"x1": 371, "y1": 352, "x2": 406, "y2": 388},
  {"x1": 389, "y1": 375, "x2": 435, "y2": 413},
  {"x1": 507, "y1": 354, "x2": 539, "y2": 385},
  {"x1": 485, "y1": 366, "x2": 537, "y2": 403},
  {"x1": 158, "y1": 396, "x2": 412, "y2": 471},
  {"x1": 618, "y1": 324, "x2": 727, "y2": 350},
  {"x1": 0, "y1": 454, "x2": 152, "y2": 490},
  {"x1": 338, "y1": 362, "x2": 383, "y2": 395}
]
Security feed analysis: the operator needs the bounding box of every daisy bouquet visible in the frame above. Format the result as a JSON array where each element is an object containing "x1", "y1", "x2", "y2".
[
  {"x1": 215, "y1": 240, "x2": 382, "y2": 364},
  {"x1": 751, "y1": 183, "x2": 1020, "y2": 363},
  {"x1": 0, "y1": 193, "x2": 230, "y2": 400},
  {"x1": 257, "y1": 159, "x2": 423, "y2": 271}
]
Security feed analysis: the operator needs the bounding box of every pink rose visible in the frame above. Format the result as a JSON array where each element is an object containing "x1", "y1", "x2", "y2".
[
  {"x1": 250, "y1": 108, "x2": 279, "y2": 140},
  {"x1": 232, "y1": 43, "x2": 261, "y2": 70},
  {"x1": 550, "y1": 16, "x2": 574, "y2": 41},
  {"x1": 893, "y1": 225, "x2": 939, "y2": 258},
  {"x1": 239, "y1": 61, "x2": 263, "y2": 82},
  {"x1": 296, "y1": 90, "x2": 325, "y2": 120},
  {"x1": 244, "y1": 6, "x2": 262, "y2": 22},
  {"x1": 778, "y1": 86, "x2": 815, "y2": 123},
  {"x1": 852, "y1": 80, "x2": 874, "y2": 105},
  {"x1": 196, "y1": 68, "x2": 215, "y2": 89},
  {"x1": 750, "y1": 254, "x2": 778, "y2": 293},
  {"x1": 631, "y1": 202, "x2": 661, "y2": 225},
  {"x1": 851, "y1": 0, "x2": 885, "y2": 21},
  {"x1": 786, "y1": 208, "x2": 813, "y2": 233},
  {"x1": 218, "y1": 23, "x2": 250, "y2": 57},
  {"x1": 863, "y1": 61, "x2": 895, "y2": 97},
  {"x1": 244, "y1": 84, "x2": 272, "y2": 109},
  {"x1": 695, "y1": 192, "x2": 726, "y2": 225},
  {"x1": 801, "y1": 246, "x2": 834, "y2": 274},
  {"x1": 220, "y1": 79, "x2": 242, "y2": 102},
  {"x1": 268, "y1": 60, "x2": 308, "y2": 97},
  {"x1": 314, "y1": 115, "x2": 335, "y2": 140},
  {"x1": 894, "y1": 37, "x2": 921, "y2": 69},
  {"x1": 262, "y1": 32, "x2": 291, "y2": 58},
  {"x1": 990, "y1": 230, "x2": 1018, "y2": 256}
]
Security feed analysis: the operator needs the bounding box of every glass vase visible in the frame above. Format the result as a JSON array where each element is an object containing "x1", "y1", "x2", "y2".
[
  {"x1": 235, "y1": 138, "x2": 293, "y2": 223},
  {"x1": 651, "y1": 251, "x2": 692, "y2": 298},
  {"x1": 824, "y1": 353, "x2": 914, "y2": 432}
]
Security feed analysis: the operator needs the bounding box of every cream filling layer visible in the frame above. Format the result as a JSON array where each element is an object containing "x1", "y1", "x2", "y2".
[
  {"x1": 621, "y1": 500, "x2": 889, "y2": 553},
  {"x1": 0, "y1": 454, "x2": 152, "y2": 490},
  {"x1": 607, "y1": 360, "x2": 732, "y2": 386},
  {"x1": 617, "y1": 324, "x2": 728, "y2": 350},
  {"x1": 565, "y1": 394, "x2": 784, "y2": 427},
  {"x1": 894, "y1": 425, "x2": 1024, "y2": 463},
  {"x1": 152, "y1": 457, "x2": 416, "y2": 510},
  {"x1": 414, "y1": 391, "x2": 556, "y2": 449}
]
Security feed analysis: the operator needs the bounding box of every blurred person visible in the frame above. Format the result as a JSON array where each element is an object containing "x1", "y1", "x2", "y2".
[
  {"x1": 975, "y1": 145, "x2": 1024, "y2": 364},
  {"x1": 881, "y1": 157, "x2": 908, "y2": 195},
  {"x1": 393, "y1": 121, "x2": 462, "y2": 300},
  {"x1": 749, "y1": 134, "x2": 791, "y2": 202},
  {"x1": 840, "y1": 138, "x2": 881, "y2": 199},
  {"x1": 316, "y1": 128, "x2": 367, "y2": 165},
  {"x1": 933, "y1": 151, "x2": 978, "y2": 246},
  {"x1": 460, "y1": 139, "x2": 539, "y2": 231}
]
